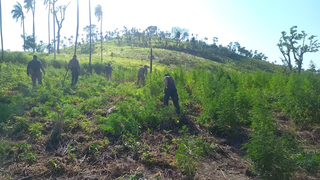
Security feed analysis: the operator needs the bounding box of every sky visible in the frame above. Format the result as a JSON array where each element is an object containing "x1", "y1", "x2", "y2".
[{"x1": 1, "y1": 0, "x2": 320, "y2": 69}]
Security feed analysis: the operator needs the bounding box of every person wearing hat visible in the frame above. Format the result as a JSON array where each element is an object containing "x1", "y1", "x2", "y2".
[
  {"x1": 163, "y1": 73, "x2": 180, "y2": 114},
  {"x1": 105, "y1": 63, "x2": 113, "y2": 81},
  {"x1": 68, "y1": 55, "x2": 80, "y2": 85},
  {"x1": 27, "y1": 55, "x2": 46, "y2": 87},
  {"x1": 137, "y1": 65, "x2": 148, "y2": 86}
]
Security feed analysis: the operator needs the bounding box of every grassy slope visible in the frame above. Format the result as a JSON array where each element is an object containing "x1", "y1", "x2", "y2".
[{"x1": 0, "y1": 43, "x2": 319, "y2": 180}]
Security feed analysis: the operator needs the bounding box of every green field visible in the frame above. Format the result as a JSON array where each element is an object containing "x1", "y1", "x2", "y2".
[{"x1": 0, "y1": 42, "x2": 320, "y2": 180}]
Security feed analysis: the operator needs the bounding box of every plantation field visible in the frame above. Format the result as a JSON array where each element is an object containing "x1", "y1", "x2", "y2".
[{"x1": 1, "y1": 45, "x2": 320, "y2": 180}]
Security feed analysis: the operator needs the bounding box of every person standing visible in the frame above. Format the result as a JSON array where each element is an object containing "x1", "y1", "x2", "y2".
[
  {"x1": 163, "y1": 73, "x2": 180, "y2": 114},
  {"x1": 137, "y1": 65, "x2": 148, "y2": 86},
  {"x1": 105, "y1": 63, "x2": 113, "y2": 81},
  {"x1": 27, "y1": 55, "x2": 45, "y2": 87},
  {"x1": 68, "y1": 55, "x2": 80, "y2": 85}
]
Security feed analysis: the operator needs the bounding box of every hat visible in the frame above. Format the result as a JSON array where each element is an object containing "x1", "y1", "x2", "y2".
[{"x1": 164, "y1": 73, "x2": 170, "y2": 77}]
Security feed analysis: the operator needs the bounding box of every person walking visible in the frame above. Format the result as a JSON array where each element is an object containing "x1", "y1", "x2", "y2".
[
  {"x1": 27, "y1": 55, "x2": 45, "y2": 87},
  {"x1": 68, "y1": 55, "x2": 80, "y2": 85},
  {"x1": 105, "y1": 63, "x2": 113, "y2": 81}
]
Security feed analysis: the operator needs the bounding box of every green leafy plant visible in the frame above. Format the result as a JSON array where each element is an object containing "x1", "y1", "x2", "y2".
[
  {"x1": 0, "y1": 141, "x2": 11, "y2": 158},
  {"x1": 296, "y1": 151, "x2": 320, "y2": 174},
  {"x1": 243, "y1": 104, "x2": 299, "y2": 180},
  {"x1": 29, "y1": 122, "x2": 43, "y2": 139},
  {"x1": 20, "y1": 151, "x2": 37, "y2": 163},
  {"x1": 174, "y1": 126, "x2": 215, "y2": 178}
]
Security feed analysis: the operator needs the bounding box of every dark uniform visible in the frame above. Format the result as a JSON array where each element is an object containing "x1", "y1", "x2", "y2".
[
  {"x1": 68, "y1": 55, "x2": 80, "y2": 85},
  {"x1": 105, "y1": 63, "x2": 113, "y2": 81},
  {"x1": 137, "y1": 65, "x2": 148, "y2": 86},
  {"x1": 163, "y1": 73, "x2": 180, "y2": 114},
  {"x1": 27, "y1": 55, "x2": 45, "y2": 87}
]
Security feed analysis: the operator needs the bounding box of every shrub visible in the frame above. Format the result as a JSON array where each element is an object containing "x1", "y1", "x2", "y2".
[
  {"x1": 0, "y1": 141, "x2": 11, "y2": 158},
  {"x1": 174, "y1": 126, "x2": 215, "y2": 178},
  {"x1": 29, "y1": 122, "x2": 43, "y2": 139},
  {"x1": 243, "y1": 103, "x2": 299, "y2": 180},
  {"x1": 296, "y1": 151, "x2": 320, "y2": 174}
]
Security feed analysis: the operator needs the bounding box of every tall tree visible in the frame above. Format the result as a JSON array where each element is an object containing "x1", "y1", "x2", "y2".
[
  {"x1": 11, "y1": 2, "x2": 26, "y2": 51},
  {"x1": 278, "y1": 26, "x2": 320, "y2": 73},
  {"x1": 89, "y1": 0, "x2": 92, "y2": 73},
  {"x1": 0, "y1": 0, "x2": 3, "y2": 62},
  {"x1": 54, "y1": 3, "x2": 70, "y2": 54},
  {"x1": 74, "y1": 0, "x2": 79, "y2": 55},
  {"x1": 43, "y1": 0, "x2": 51, "y2": 53},
  {"x1": 95, "y1": 4, "x2": 103, "y2": 63},
  {"x1": 52, "y1": 0, "x2": 57, "y2": 59},
  {"x1": 24, "y1": 0, "x2": 36, "y2": 53},
  {"x1": 171, "y1": 27, "x2": 189, "y2": 47}
]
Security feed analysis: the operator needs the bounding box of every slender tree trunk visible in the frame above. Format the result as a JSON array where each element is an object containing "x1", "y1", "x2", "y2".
[
  {"x1": 23, "y1": 18, "x2": 25, "y2": 51},
  {"x1": 100, "y1": 15, "x2": 102, "y2": 63},
  {"x1": 298, "y1": 59, "x2": 302, "y2": 74},
  {"x1": 89, "y1": 0, "x2": 92, "y2": 73},
  {"x1": 74, "y1": 0, "x2": 79, "y2": 55},
  {"x1": 57, "y1": 27, "x2": 60, "y2": 54},
  {"x1": 0, "y1": 0, "x2": 3, "y2": 62},
  {"x1": 53, "y1": 1, "x2": 56, "y2": 59},
  {"x1": 48, "y1": 1, "x2": 50, "y2": 53},
  {"x1": 33, "y1": 0, "x2": 35, "y2": 53}
]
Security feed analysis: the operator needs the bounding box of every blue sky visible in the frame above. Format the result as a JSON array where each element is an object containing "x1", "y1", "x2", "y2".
[{"x1": 1, "y1": 0, "x2": 320, "y2": 69}]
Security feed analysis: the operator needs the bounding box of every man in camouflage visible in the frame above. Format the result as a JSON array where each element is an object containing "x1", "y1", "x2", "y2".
[
  {"x1": 105, "y1": 63, "x2": 113, "y2": 81},
  {"x1": 137, "y1": 65, "x2": 148, "y2": 86},
  {"x1": 68, "y1": 55, "x2": 80, "y2": 85},
  {"x1": 163, "y1": 73, "x2": 180, "y2": 114},
  {"x1": 27, "y1": 55, "x2": 46, "y2": 87}
]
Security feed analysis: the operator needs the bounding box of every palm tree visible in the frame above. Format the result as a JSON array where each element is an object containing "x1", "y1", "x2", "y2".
[
  {"x1": 11, "y1": 2, "x2": 26, "y2": 51},
  {"x1": 74, "y1": 0, "x2": 79, "y2": 55},
  {"x1": 24, "y1": 0, "x2": 36, "y2": 53},
  {"x1": 52, "y1": 0, "x2": 57, "y2": 59},
  {"x1": 0, "y1": 0, "x2": 3, "y2": 62},
  {"x1": 43, "y1": 0, "x2": 51, "y2": 53},
  {"x1": 95, "y1": 4, "x2": 103, "y2": 63},
  {"x1": 89, "y1": 0, "x2": 92, "y2": 73}
]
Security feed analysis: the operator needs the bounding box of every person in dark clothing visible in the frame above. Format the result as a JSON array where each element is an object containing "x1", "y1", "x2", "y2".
[
  {"x1": 137, "y1": 65, "x2": 148, "y2": 86},
  {"x1": 27, "y1": 55, "x2": 45, "y2": 87},
  {"x1": 163, "y1": 73, "x2": 180, "y2": 114},
  {"x1": 68, "y1": 55, "x2": 80, "y2": 85},
  {"x1": 105, "y1": 63, "x2": 113, "y2": 81}
]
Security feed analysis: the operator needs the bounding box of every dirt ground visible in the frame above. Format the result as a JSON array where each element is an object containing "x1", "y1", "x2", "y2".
[{"x1": 1, "y1": 104, "x2": 319, "y2": 180}]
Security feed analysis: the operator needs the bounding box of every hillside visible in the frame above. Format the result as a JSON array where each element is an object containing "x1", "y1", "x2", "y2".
[{"x1": 0, "y1": 45, "x2": 320, "y2": 180}]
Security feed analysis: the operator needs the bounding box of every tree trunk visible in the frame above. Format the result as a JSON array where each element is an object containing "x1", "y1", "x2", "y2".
[
  {"x1": 57, "y1": 27, "x2": 60, "y2": 54},
  {"x1": 48, "y1": 1, "x2": 50, "y2": 53},
  {"x1": 74, "y1": 0, "x2": 79, "y2": 55},
  {"x1": 89, "y1": 0, "x2": 92, "y2": 73},
  {"x1": 298, "y1": 59, "x2": 302, "y2": 74},
  {"x1": 23, "y1": 17, "x2": 25, "y2": 51},
  {"x1": 53, "y1": 1, "x2": 56, "y2": 60},
  {"x1": 100, "y1": 15, "x2": 102, "y2": 63},
  {"x1": 0, "y1": 0, "x2": 3, "y2": 62},
  {"x1": 33, "y1": 0, "x2": 35, "y2": 53}
]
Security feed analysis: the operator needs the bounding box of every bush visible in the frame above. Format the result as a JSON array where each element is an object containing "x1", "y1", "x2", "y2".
[
  {"x1": 0, "y1": 141, "x2": 11, "y2": 158},
  {"x1": 243, "y1": 103, "x2": 299, "y2": 180},
  {"x1": 296, "y1": 151, "x2": 320, "y2": 174}
]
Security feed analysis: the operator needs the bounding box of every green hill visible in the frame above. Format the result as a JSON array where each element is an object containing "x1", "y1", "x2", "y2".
[{"x1": 0, "y1": 43, "x2": 319, "y2": 180}]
